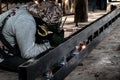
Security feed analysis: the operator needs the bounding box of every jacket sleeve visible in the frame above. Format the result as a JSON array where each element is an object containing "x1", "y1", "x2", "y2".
[{"x1": 14, "y1": 16, "x2": 51, "y2": 59}]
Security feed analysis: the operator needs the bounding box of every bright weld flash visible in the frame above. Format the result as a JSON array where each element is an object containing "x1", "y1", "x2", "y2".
[
  {"x1": 81, "y1": 44, "x2": 86, "y2": 50},
  {"x1": 76, "y1": 42, "x2": 86, "y2": 51},
  {"x1": 34, "y1": 0, "x2": 39, "y2": 4}
]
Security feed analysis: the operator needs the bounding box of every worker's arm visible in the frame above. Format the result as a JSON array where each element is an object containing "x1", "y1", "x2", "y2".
[{"x1": 14, "y1": 16, "x2": 51, "y2": 59}]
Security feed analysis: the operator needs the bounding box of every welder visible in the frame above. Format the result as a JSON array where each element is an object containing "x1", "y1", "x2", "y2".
[{"x1": 0, "y1": 0, "x2": 63, "y2": 72}]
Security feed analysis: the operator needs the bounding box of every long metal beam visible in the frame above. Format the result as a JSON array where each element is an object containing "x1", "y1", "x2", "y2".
[{"x1": 18, "y1": 9, "x2": 120, "y2": 80}]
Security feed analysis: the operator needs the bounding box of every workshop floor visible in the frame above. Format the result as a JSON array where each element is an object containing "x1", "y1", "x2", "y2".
[
  {"x1": 65, "y1": 17, "x2": 120, "y2": 80},
  {"x1": 63, "y1": 11, "x2": 107, "y2": 38}
]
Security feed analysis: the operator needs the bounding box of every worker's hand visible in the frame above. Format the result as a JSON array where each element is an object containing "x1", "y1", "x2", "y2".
[
  {"x1": 44, "y1": 40, "x2": 51, "y2": 49},
  {"x1": 57, "y1": 27, "x2": 63, "y2": 33}
]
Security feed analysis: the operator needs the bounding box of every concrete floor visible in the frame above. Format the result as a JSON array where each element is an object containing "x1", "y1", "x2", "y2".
[
  {"x1": 63, "y1": 11, "x2": 107, "y2": 38},
  {"x1": 1, "y1": 11, "x2": 120, "y2": 80},
  {"x1": 65, "y1": 18, "x2": 120, "y2": 80}
]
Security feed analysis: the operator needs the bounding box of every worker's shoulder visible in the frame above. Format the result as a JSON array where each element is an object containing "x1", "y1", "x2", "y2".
[{"x1": 14, "y1": 6, "x2": 33, "y2": 20}]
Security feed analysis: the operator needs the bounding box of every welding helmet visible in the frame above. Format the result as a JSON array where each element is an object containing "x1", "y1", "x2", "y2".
[{"x1": 37, "y1": 22, "x2": 61, "y2": 37}]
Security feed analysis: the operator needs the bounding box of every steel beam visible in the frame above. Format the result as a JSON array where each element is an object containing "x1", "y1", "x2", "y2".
[{"x1": 19, "y1": 9, "x2": 120, "y2": 80}]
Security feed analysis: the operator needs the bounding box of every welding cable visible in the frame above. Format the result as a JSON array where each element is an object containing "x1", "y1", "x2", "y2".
[{"x1": 37, "y1": 24, "x2": 48, "y2": 37}]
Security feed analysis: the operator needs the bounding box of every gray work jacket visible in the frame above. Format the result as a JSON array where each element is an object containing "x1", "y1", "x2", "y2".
[{"x1": 0, "y1": 6, "x2": 50, "y2": 59}]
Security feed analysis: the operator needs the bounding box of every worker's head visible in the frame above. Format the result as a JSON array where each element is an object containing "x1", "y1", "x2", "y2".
[
  {"x1": 27, "y1": 1, "x2": 62, "y2": 24},
  {"x1": 27, "y1": 1, "x2": 62, "y2": 36}
]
